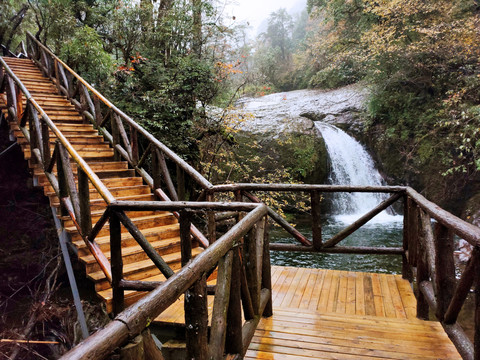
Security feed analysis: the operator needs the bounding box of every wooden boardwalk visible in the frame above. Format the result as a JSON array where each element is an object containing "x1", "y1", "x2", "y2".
[{"x1": 156, "y1": 266, "x2": 461, "y2": 359}]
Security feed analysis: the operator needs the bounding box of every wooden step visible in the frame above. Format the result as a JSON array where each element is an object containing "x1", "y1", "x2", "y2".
[
  {"x1": 74, "y1": 223, "x2": 180, "y2": 256},
  {"x1": 66, "y1": 212, "x2": 178, "y2": 239},
  {"x1": 3, "y1": 57, "x2": 208, "y2": 316},
  {"x1": 90, "y1": 247, "x2": 203, "y2": 291},
  {"x1": 82, "y1": 235, "x2": 182, "y2": 273}
]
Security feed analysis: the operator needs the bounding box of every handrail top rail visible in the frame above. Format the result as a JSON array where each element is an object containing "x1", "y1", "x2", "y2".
[
  {"x1": 110, "y1": 200, "x2": 265, "y2": 212},
  {"x1": 26, "y1": 32, "x2": 213, "y2": 190},
  {"x1": 406, "y1": 187, "x2": 480, "y2": 247},
  {"x1": 0, "y1": 56, "x2": 115, "y2": 204},
  {"x1": 211, "y1": 183, "x2": 408, "y2": 193}
]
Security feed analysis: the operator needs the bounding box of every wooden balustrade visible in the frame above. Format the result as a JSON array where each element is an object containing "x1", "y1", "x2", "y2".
[{"x1": 5, "y1": 36, "x2": 480, "y2": 359}]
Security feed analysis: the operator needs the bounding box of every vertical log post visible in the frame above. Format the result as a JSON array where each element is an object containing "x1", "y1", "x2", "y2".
[
  {"x1": 176, "y1": 165, "x2": 185, "y2": 201},
  {"x1": 94, "y1": 95, "x2": 103, "y2": 127},
  {"x1": 245, "y1": 224, "x2": 260, "y2": 313},
  {"x1": 207, "y1": 192, "x2": 216, "y2": 244},
  {"x1": 56, "y1": 142, "x2": 69, "y2": 217},
  {"x1": 110, "y1": 211, "x2": 124, "y2": 315},
  {"x1": 407, "y1": 197, "x2": 418, "y2": 267},
  {"x1": 208, "y1": 250, "x2": 233, "y2": 359},
  {"x1": 58, "y1": 143, "x2": 81, "y2": 222},
  {"x1": 15, "y1": 84, "x2": 23, "y2": 121},
  {"x1": 180, "y1": 210, "x2": 192, "y2": 266},
  {"x1": 78, "y1": 167, "x2": 92, "y2": 238},
  {"x1": 416, "y1": 208, "x2": 430, "y2": 320},
  {"x1": 475, "y1": 259, "x2": 480, "y2": 360},
  {"x1": 311, "y1": 190, "x2": 322, "y2": 250},
  {"x1": 152, "y1": 148, "x2": 162, "y2": 195},
  {"x1": 262, "y1": 216, "x2": 273, "y2": 317},
  {"x1": 130, "y1": 125, "x2": 139, "y2": 166},
  {"x1": 225, "y1": 247, "x2": 243, "y2": 356},
  {"x1": 434, "y1": 223, "x2": 455, "y2": 321},
  {"x1": 181, "y1": 210, "x2": 208, "y2": 360},
  {"x1": 402, "y1": 194, "x2": 413, "y2": 281},
  {"x1": 111, "y1": 112, "x2": 121, "y2": 161},
  {"x1": 41, "y1": 119, "x2": 50, "y2": 169}
]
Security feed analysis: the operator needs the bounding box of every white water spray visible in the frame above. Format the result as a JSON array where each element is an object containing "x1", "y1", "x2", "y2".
[{"x1": 315, "y1": 122, "x2": 401, "y2": 224}]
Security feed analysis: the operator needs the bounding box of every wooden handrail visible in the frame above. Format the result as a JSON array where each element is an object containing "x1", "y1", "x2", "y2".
[
  {"x1": 211, "y1": 183, "x2": 407, "y2": 193},
  {"x1": 0, "y1": 57, "x2": 115, "y2": 204},
  {"x1": 60, "y1": 204, "x2": 269, "y2": 360},
  {"x1": 407, "y1": 187, "x2": 480, "y2": 247},
  {"x1": 26, "y1": 32, "x2": 213, "y2": 191}
]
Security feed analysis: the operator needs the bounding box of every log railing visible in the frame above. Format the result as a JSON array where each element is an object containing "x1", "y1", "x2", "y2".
[
  {"x1": 61, "y1": 202, "x2": 271, "y2": 360},
  {"x1": 0, "y1": 56, "x2": 115, "y2": 282},
  {"x1": 210, "y1": 183, "x2": 480, "y2": 360},
  {"x1": 403, "y1": 187, "x2": 480, "y2": 360},
  {"x1": 4, "y1": 37, "x2": 480, "y2": 359},
  {"x1": 25, "y1": 32, "x2": 211, "y2": 247},
  {"x1": 210, "y1": 183, "x2": 406, "y2": 255}
]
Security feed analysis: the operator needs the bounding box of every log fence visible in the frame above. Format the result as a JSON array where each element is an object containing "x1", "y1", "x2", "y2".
[{"x1": 3, "y1": 38, "x2": 480, "y2": 359}]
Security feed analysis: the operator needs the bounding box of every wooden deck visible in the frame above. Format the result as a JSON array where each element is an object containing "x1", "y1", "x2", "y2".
[{"x1": 156, "y1": 266, "x2": 461, "y2": 359}]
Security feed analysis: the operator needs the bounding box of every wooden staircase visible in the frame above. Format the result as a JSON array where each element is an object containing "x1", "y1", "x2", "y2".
[{"x1": 1, "y1": 57, "x2": 203, "y2": 313}]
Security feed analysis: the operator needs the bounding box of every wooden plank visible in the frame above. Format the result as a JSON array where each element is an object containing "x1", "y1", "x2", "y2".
[
  {"x1": 387, "y1": 275, "x2": 407, "y2": 319},
  {"x1": 363, "y1": 274, "x2": 376, "y2": 316},
  {"x1": 326, "y1": 270, "x2": 340, "y2": 313},
  {"x1": 272, "y1": 268, "x2": 296, "y2": 307},
  {"x1": 371, "y1": 273, "x2": 386, "y2": 317},
  {"x1": 298, "y1": 269, "x2": 316, "y2": 309},
  {"x1": 317, "y1": 270, "x2": 332, "y2": 312},
  {"x1": 307, "y1": 269, "x2": 325, "y2": 310},
  {"x1": 379, "y1": 273, "x2": 396, "y2": 318},
  {"x1": 395, "y1": 276, "x2": 417, "y2": 319},
  {"x1": 355, "y1": 271, "x2": 365, "y2": 315},
  {"x1": 286, "y1": 267, "x2": 309, "y2": 309},
  {"x1": 345, "y1": 272, "x2": 356, "y2": 315},
  {"x1": 335, "y1": 272, "x2": 348, "y2": 314}
]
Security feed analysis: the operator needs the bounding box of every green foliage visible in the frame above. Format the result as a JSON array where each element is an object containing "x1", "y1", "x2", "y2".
[{"x1": 59, "y1": 25, "x2": 114, "y2": 84}]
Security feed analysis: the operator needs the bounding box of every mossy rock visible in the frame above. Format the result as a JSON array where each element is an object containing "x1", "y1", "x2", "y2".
[{"x1": 233, "y1": 129, "x2": 329, "y2": 184}]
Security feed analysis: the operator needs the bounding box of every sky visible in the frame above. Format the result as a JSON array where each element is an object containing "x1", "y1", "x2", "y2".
[{"x1": 222, "y1": 0, "x2": 307, "y2": 37}]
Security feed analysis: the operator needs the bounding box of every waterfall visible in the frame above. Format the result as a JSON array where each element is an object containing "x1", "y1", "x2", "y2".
[{"x1": 315, "y1": 122, "x2": 400, "y2": 224}]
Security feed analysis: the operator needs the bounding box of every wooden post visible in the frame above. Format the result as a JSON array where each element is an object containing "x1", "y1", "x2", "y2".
[
  {"x1": 94, "y1": 95, "x2": 103, "y2": 127},
  {"x1": 182, "y1": 210, "x2": 208, "y2": 359},
  {"x1": 416, "y1": 208, "x2": 429, "y2": 320},
  {"x1": 311, "y1": 190, "x2": 322, "y2": 250},
  {"x1": 110, "y1": 211, "x2": 124, "y2": 315},
  {"x1": 207, "y1": 192, "x2": 216, "y2": 244},
  {"x1": 245, "y1": 224, "x2": 260, "y2": 313},
  {"x1": 41, "y1": 120, "x2": 50, "y2": 169},
  {"x1": 407, "y1": 197, "x2": 418, "y2": 266},
  {"x1": 262, "y1": 216, "x2": 273, "y2": 317},
  {"x1": 185, "y1": 272, "x2": 208, "y2": 360},
  {"x1": 475, "y1": 258, "x2": 480, "y2": 360},
  {"x1": 130, "y1": 125, "x2": 139, "y2": 165},
  {"x1": 225, "y1": 247, "x2": 243, "y2": 356},
  {"x1": 56, "y1": 142, "x2": 69, "y2": 217},
  {"x1": 434, "y1": 223, "x2": 455, "y2": 321},
  {"x1": 58, "y1": 143, "x2": 81, "y2": 222},
  {"x1": 209, "y1": 250, "x2": 233, "y2": 359},
  {"x1": 120, "y1": 334, "x2": 144, "y2": 360},
  {"x1": 78, "y1": 167, "x2": 92, "y2": 238},
  {"x1": 111, "y1": 112, "x2": 121, "y2": 161},
  {"x1": 152, "y1": 148, "x2": 162, "y2": 195},
  {"x1": 402, "y1": 195, "x2": 413, "y2": 281},
  {"x1": 176, "y1": 164, "x2": 186, "y2": 201},
  {"x1": 15, "y1": 84, "x2": 23, "y2": 121},
  {"x1": 180, "y1": 210, "x2": 192, "y2": 266}
]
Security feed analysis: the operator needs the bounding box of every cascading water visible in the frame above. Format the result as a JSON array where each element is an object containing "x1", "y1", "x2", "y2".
[{"x1": 315, "y1": 122, "x2": 401, "y2": 224}]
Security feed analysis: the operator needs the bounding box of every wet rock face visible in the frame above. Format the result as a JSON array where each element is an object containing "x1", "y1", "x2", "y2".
[
  {"x1": 236, "y1": 84, "x2": 368, "y2": 135},
  {"x1": 232, "y1": 84, "x2": 368, "y2": 184}
]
